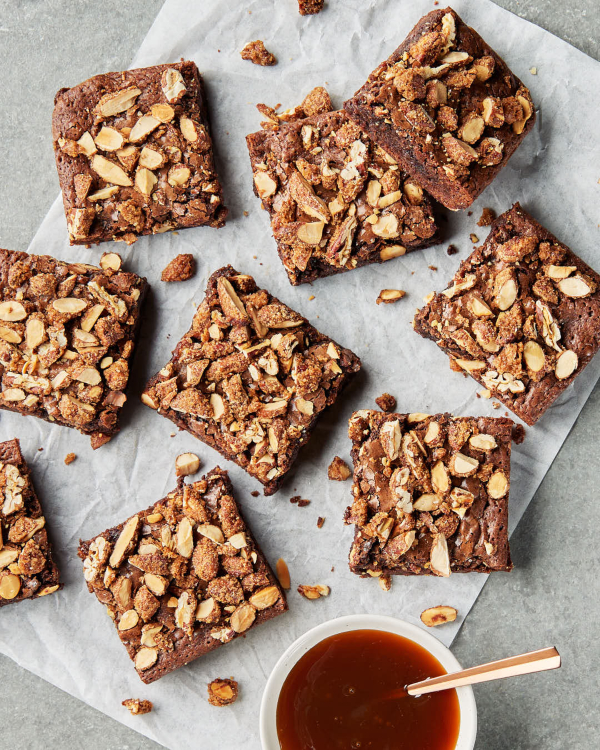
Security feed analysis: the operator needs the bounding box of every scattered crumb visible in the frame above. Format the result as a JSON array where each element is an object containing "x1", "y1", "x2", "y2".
[
  {"x1": 175, "y1": 452, "x2": 200, "y2": 477},
  {"x1": 38, "y1": 447, "x2": 43, "y2": 452},
  {"x1": 64, "y1": 452, "x2": 76, "y2": 465},
  {"x1": 298, "y1": 0, "x2": 324, "y2": 15},
  {"x1": 477, "y1": 207, "x2": 496, "y2": 227},
  {"x1": 479, "y1": 389, "x2": 491, "y2": 399},
  {"x1": 470, "y1": 233, "x2": 479, "y2": 243},
  {"x1": 290, "y1": 495, "x2": 310, "y2": 507},
  {"x1": 375, "y1": 393, "x2": 397, "y2": 412},
  {"x1": 161, "y1": 253, "x2": 195, "y2": 282},
  {"x1": 243, "y1": 211, "x2": 249, "y2": 217},
  {"x1": 428, "y1": 265, "x2": 437, "y2": 271},
  {"x1": 317, "y1": 516, "x2": 325, "y2": 529},
  {"x1": 208, "y1": 678, "x2": 238, "y2": 707},
  {"x1": 379, "y1": 574, "x2": 392, "y2": 592},
  {"x1": 420, "y1": 605, "x2": 457, "y2": 627},
  {"x1": 122, "y1": 699, "x2": 153, "y2": 716},
  {"x1": 376, "y1": 289, "x2": 406, "y2": 305},
  {"x1": 251, "y1": 490, "x2": 260, "y2": 497},
  {"x1": 301, "y1": 86, "x2": 332, "y2": 116},
  {"x1": 276, "y1": 558, "x2": 291, "y2": 589},
  {"x1": 331, "y1": 565, "x2": 335, "y2": 572},
  {"x1": 308, "y1": 295, "x2": 315, "y2": 301},
  {"x1": 492, "y1": 401, "x2": 501, "y2": 409},
  {"x1": 447, "y1": 244, "x2": 459, "y2": 256},
  {"x1": 512, "y1": 424, "x2": 526, "y2": 444},
  {"x1": 467, "y1": 210, "x2": 473, "y2": 216},
  {"x1": 328, "y1": 456, "x2": 351, "y2": 481},
  {"x1": 170, "y1": 433, "x2": 176, "y2": 438},
  {"x1": 529, "y1": 66, "x2": 537, "y2": 75},
  {"x1": 298, "y1": 584, "x2": 329, "y2": 599},
  {"x1": 240, "y1": 40, "x2": 276, "y2": 66}
]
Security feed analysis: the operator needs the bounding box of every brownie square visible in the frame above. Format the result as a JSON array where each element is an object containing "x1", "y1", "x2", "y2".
[
  {"x1": 414, "y1": 203, "x2": 600, "y2": 425},
  {"x1": 0, "y1": 438, "x2": 62, "y2": 605},
  {"x1": 0, "y1": 248, "x2": 147, "y2": 448},
  {"x1": 142, "y1": 265, "x2": 361, "y2": 494},
  {"x1": 344, "y1": 7, "x2": 535, "y2": 210},
  {"x1": 344, "y1": 410, "x2": 514, "y2": 578},
  {"x1": 246, "y1": 91, "x2": 439, "y2": 285},
  {"x1": 78, "y1": 467, "x2": 287, "y2": 683},
  {"x1": 52, "y1": 61, "x2": 227, "y2": 246}
]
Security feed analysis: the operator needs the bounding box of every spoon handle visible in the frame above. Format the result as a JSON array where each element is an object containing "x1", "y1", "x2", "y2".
[{"x1": 406, "y1": 646, "x2": 561, "y2": 696}]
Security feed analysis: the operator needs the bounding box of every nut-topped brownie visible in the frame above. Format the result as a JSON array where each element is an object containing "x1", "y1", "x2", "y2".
[
  {"x1": 344, "y1": 410, "x2": 514, "y2": 577},
  {"x1": 52, "y1": 61, "x2": 227, "y2": 245},
  {"x1": 344, "y1": 8, "x2": 535, "y2": 211},
  {"x1": 246, "y1": 88, "x2": 439, "y2": 285},
  {"x1": 414, "y1": 204, "x2": 600, "y2": 425},
  {"x1": 78, "y1": 467, "x2": 287, "y2": 683},
  {"x1": 0, "y1": 438, "x2": 62, "y2": 605},
  {"x1": 142, "y1": 266, "x2": 361, "y2": 494},
  {"x1": 0, "y1": 249, "x2": 147, "y2": 448}
]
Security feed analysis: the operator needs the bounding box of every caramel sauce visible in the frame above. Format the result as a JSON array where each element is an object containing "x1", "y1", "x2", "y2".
[{"x1": 276, "y1": 629, "x2": 460, "y2": 750}]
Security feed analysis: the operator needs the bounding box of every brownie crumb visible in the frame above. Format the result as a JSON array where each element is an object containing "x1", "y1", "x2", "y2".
[
  {"x1": 317, "y1": 516, "x2": 325, "y2": 528},
  {"x1": 298, "y1": 0, "x2": 324, "y2": 15},
  {"x1": 328, "y1": 456, "x2": 351, "y2": 481},
  {"x1": 470, "y1": 233, "x2": 479, "y2": 243},
  {"x1": 467, "y1": 211, "x2": 473, "y2": 216},
  {"x1": 122, "y1": 699, "x2": 153, "y2": 716},
  {"x1": 161, "y1": 254, "x2": 195, "y2": 282},
  {"x1": 301, "y1": 86, "x2": 332, "y2": 116},
  {"x1": 64, "y1": 452, "x2": 76, "y2": 465},
  {"x1": 251, "y1": 490, "x2": 260, "y2": 497},
  {"x1": 447, "y1": 244, "x2": 459, "y2": 256},
  {"x1": 492, "y1": 401, "x2": 501, "y2": 409},
  {"x1": 290, "y1": 495, "x2": 310, "y2": 507},
  {"x1": 512, "y1": 424, "x2": 526, "y2": 444},
  {"x1": 376, "y1": 289, "x2": 405, "y2": 304},
  {"x1": 379, "y1": 574, "x2": 392, "y2": 592},
  {"x1": 240, "y1": 40, "x2": 276, "y2": 66},
  {"x1": 375, "y1": 393, "x2": 397, "y2": 412},
  {"x1": 477, "y1": 207, "x2": 496, "y2": 227},
  {"x1": 208, "y1": 678, "x2": 238, "y2": 707}
]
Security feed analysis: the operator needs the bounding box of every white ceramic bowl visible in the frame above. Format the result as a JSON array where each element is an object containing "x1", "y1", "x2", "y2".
[{"x1": 260, "y1": 614, "x2": 477, "y2": 750}]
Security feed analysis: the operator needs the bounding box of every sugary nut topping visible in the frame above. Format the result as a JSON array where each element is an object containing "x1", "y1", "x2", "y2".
[
  {"x1": 207, "y1": 677, "x2": 239, "y2": 706},
  {"x1": 240, "y1": 40, "x2": 277, "y2": 67},
  {"x1": 161, "y1": 254, "x2": 195, "y2": 283},
  {"x1": 328, "y1": 456, "x2": 351, "y2": 481},
  {"x1": 122, "y1": 698, "x2": 153, "y2": 715},
  {"x1": 420, "y1": 605, "x2": 458, "y2": 627},
  {"x1": 297, "y1": 583, "x2": 330, "y2": 599},
  {"x1": 345, "y1": 411, "x2": 513, "y2": 577},
  {"x1": 142, "y1": 267, "x2": 360, "y2": 493},
  {"x1": 298, "y1": 0, "x2": 324, "y2": 15},
  {"x1": 175, "y1": 452, "x2": 201, "y2": 477},
  {"x1": 78, "y1": 468, "x2": 285, "y2": 679}
]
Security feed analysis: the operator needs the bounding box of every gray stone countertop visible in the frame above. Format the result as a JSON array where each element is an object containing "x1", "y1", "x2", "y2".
[{"x1": 0, "y1": 1, "x2": 598, "y2": 748}]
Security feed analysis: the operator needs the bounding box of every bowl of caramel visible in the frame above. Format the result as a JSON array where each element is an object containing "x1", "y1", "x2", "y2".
[{"x1": 260, "y1": 614, "x2": 477, "y2": 750}]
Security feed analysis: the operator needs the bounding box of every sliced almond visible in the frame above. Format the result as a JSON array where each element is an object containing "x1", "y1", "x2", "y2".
[
  {"x1": 175, "y1": 452, "x2": 200, "y2": 477},
  {"x1": 97, "y1": 87, "x2": 141, "y2": 117},
  {"x1": 135, "y1": 647, "x2": 158, "y2": 671},
  {"x1": 496, "y1": 277, "x2": 518, "y2": 310},
  {"x1": 135, "y1": 168, "x2": 158, "y2": 196},
  {"x1": 198, "y1": 524, "x2": 225, "y2": 544},
  {"x1": 458, "y1": 116, "x2": 485, "y2": 144},
  {"x1": 420, "y1": 605, "x2": 457, "y2": 627},
  {"x1": 276, "y1": 558, "x2": 291, "y2": 589},
  {"x1": 0, "y1": 325, "x2": 22, "y2": 344},
  {"x1": 80, "y1": 304, "x2": 104, "y2": 332},
  {"x1": 0, "y1": 549, "x2": 19, "y2": 569},
  {"x1": 380, "y1": 245, "x2": 406, "y2": 261},
  {"x1": 231, "y1": 602, "x2": 256, "y2": 633},
  {"x1": 450, "y1": 452, "x2": 479, "y2": 476},
  {"x1": 99, "y1": 252, "x2": 122, "y2": 272},
  {"x1": 91, "y1": 155, "x2": 133, "y2": 187},
  {"x1": 298, "y1": 584, "x2": 330, "y2": 600},
  {"x1": 468, "y1": 297, "x2": 493, "y2": 317},
  {"x1": 144, "y1": 573, "x2": 168, "y2": 597},
  {"x1": 2, "y1": 388, "x2": 26, "y2": 402},
  {"x1": 196, "y1": 598, "x2": 216, "y2": 621},
  {"x1": 129, "y1": 115, "x2": 161, "y2": 143},
  {"x1": 431, "y1": 460, "x2": 450, "y2": 493},
  {"x1": 161, "y1": 68, "x2": 187, "y2": 102},
  {"x1": 378, "y1": 190, "x2": 402, "y2": 209},
  {"x1": 0, "y1": 573, "x2": 21, "y2": 599},
  {"x1": 469, "y1": 433, "x2": 497, "y2": 451},
  {"x1": 52, "y1": 297, "x2": 87, "y2": 314},
  {"x1": 413, "y1": 493, "x2": 442, "y2": 511},
  {"x1": 376, "y1": 289, "x2": 405, "y2": 304},
  {"x1": 297, "y1": 221, "x2": 325, "y2": 245},
  {"x1": 0, "y1": 301, "x2": 27, "y2": 322},
  {"x1": 140, "y1": 624, "x2": 163, "y2": 647},
  {"x1": 118, "y1": 609, "x2": 139, "y2": 631},
  {"x1": 249, "y1": 585, "x2": 280, "y2": 610},
  {"x1": 167, "y1": 165, "x2": 191, "y2": 187},
  {"x1": 487, "y1": 471, "x2": 508, "y2": 498},
  {"x1": 176, "y1": 517, "x2": 194, "y2": 558},
  {"x1": 371, "y1": 213, "x2": 399, "y2": 239},
  {"x1": 555, "y1": 349, "x2": 578, "y2": 380},
  {"x1": 430, "y1": 534, "x2": 450, "y2": 577},
  {"x1": 94, "y1": 127, "x2": 125, "y2": 152},
  {"x1": 88, "y1": 186, "x2": 119, "y2": 202},
  {"x1": 366, "y1": 179, "x2": 382, "y2": 207},
  {"x1": 424, "y1": 421, "x2": 440, "y2": 444},
  {"x1": 180, "y1": 117, "x2": 200, "y2": 142},
  {"x1": 109, "y1": 515, "x2": 139, "y2": 568},
  {"x1": 77, "y1": 131, "x2": 97, "y2": 156},
  {"x1": 138, "y1": 146, "x2": 165, "y2": 170},
  {"x1": 557, "y1": 275, "x2": 593, "y2": 298},
  {"x1": 210, "y1": 393, "x2": 225, "y2": 419},
  {"x1": 254, "y1": 171, "x2": 277, "y2": 199},
  {"x1": 25, "y1": 318, "x2": 44, "y2": 349},
  {"x1": 74, "y1": 367, "x2": 101, "y2": 385},
  {"x1": 151, "y1": 103, "x2": 175, "y2": 122},
  {"x1": 228, "y1": 533, "x2": 247, "y2": 549},
  {"x1": 523, "y1": 340, "x2": 545, "y2": 372}
]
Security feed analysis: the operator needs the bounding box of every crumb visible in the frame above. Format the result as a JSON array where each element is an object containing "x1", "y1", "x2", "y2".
[
  {"x1": 331, "y1": 566, "x2": 335, "y2": 572},
  {"x1": 122, "y1": 699, "x2": 152, "y2": 716},
  {"x1": 243, "y1": 210, "x2": 249, "y2": 217},
  {"x1": 64, "y1": 452, "x2": 76, "y2": 465},
  {"x1": 492, "y1": 401, "x2": 501, "y2": 409},
  {"x1": 328, "y1": 456, "x2": 351, "y2": 481},
  {"x1": 447, "y1": 244, "x2": 458, "y2": 256},
  {"x1": 467, "y1": 210, "x2": 473, "y2": 216},
  {"x1": 240, "y1": 40, "x2": 276, "y2": 66},
  {"x1": 379, "y1": 574, "x2": 392, "y2": 592},
  {"x1": 376, "y1": 289, "x2": 405, "y2": 304},
  {"x1": 512, "y1": 424, "x2": 526, "y2": 444},
  {"x1": 317, "y1": 516, "x2": 325, "y2": 528},
  {"x1": 290, "y1": 495, "x2": 310, "y2": 507},
  {"x1": 375, "y1": 393, "x2": 396, "y2": 412},
  {"x1": 479, "y1": 389, "x2": 491, "y2": 399},
  {"x1": 530, "y1": 66, "x2": 537, "y2": 75},
  {"x1": 298, "y1": 584, "x2": 329, "y2": 599},
  {"x1": 308, "y1": 295, "x2": 315, "y2": 301},
  {"x1": 428, "y1": 265, "x2": 437, "y2": 271},
  {"x1": 251, "y1": 490, "x2": 260, "y2": 497},
  {"x1": 298, "y1": 0, "x2": 324, "y2": 15},
  {"x1": 161, "y1": 253, "x2": 195, "y2": 282},
  {"x1": 470, "y1": 233, "x2": 479, "y2": 243},
  {"x1": 477, "y1": 207, "x2": 496, "y2": 227},
  {"x1": 38, "y1": 447, "x2": 43, "y2": 452},
  {"x1": 208, "y1": 678, "x2": 238, "y2": 707},
  {"x1": 170, "y1": 433, "x2": 176, "y2": 438}
]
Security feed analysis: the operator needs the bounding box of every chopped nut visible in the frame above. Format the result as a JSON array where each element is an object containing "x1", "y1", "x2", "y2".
[
  {"x1": 122, "y1": 699, "x2": 153, "y2": 716},
  {"x1": 375, "y1": 393, "x2": 396, "y2": 412},
  {"x1": 175, "y1": 452, "x2": 201, "y2": 476},
  {"x1": 241, "y1": 40, "x2": 276, "y2": 66},
  {"x1": 376, "y1": 289, "x2": 405, "y2": 304},
  {"x1": 298, "y1": 584, "x2": 329, "y2": 599},
  {"x1": 161, "y1": 254, "x2": 195, "y2": 282},
  {"x1": 276, "y1": 558, "x2": 291, "y2": 589},
  {"x1": 208, "y1": 678, "x2": 238, "y2": 707},
  {"x1": 64, "y1": 452, "x2": 76, "y2": 465},
  {"x1": 328, "y1": 456, "x2": 351, "y2": 481},
  {"x1": 420, "y1": 605, "x2": 458, "y2": 627},
  {"x1": 477, "y1": 207, "x2": 496, "y2": 227}
]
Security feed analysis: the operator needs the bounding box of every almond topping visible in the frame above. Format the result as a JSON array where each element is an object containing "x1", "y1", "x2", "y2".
[
  {"x1": 118, "y1": 609, "x2": 139, "y2": 631},
  {"x1": 488, "y1": 471, "x2": 508, "y2": 498},
  {"x1": 52, "y1": 298, "x2": 87, "y2": 314},
  {"x1": 523, "y1": 340, "x2": 545, "y2": 372},
  {"x1": 135, "y1": 647, "x2": 158, "y2": 671},
  {"x1": 298, "y1": 584, "x2": 330, "y2": 600},
  {"x1": 253, "y1": 171, "x2": 277, "y2": 199},
  {"x1": 175, "y1": 452, "x2": 201, "y2": 477},
  {"x1": 91, "y1": 155, "x2": 133, "y2": 187},
  {"x1": 249, "y1": 585, "x2": 280, "y2": 610},
  {"x1": 231, "y1": 602, "x2": 256, "y2": 633},
  {"x1": 276, "y1": 558, "x2": 291, "y2": 589},
  {"x1": 94, "y1": 127, "x2": 124, "y2": 152},
  {"x1": 420, "y1": 605, "x2": 457, "y2": 627},
  {"x1": 109, "y1": 515, "x2": 139, "y2": 568},
  {"x1": 555, "y1": 350, "x2": 578, "y2": 380},
  {"x1": 129, "y1": 115, "x2": 161, "y2": 143},
  {"x1": 0, "y1": 301, "x2": 27, "y2": 322},
  {"x1": 430, "y1": 534, "x2": 450, "y2": 577}
]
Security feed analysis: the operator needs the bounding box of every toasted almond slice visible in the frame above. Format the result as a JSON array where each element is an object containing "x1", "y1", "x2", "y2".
[
  {"x1": 135, "y1": 168, "x2": 158, "y2": 196},
  {"x1": 0, "y1": 301, "x2": 27, "y2": 322},
  {"x1": 118, "y1": 609, "x2": 139, "y2": 631},
  {"x1": 380, "y1": 244, "x2": 406, "y2": 261},
  {"x1": 74, "y1": 367, "x2": 101, "y2": 386},
  {"x1": 161, "y1": 68, "x2": 187, "y2": 102},
  {"x1": 77, "y1": 131, "x2": 97, "y2": 156},
  {"x1": 249, "y1": 585, "x2": 280, "y2": 610},
  {"x1": 175, "y1": 452, "x2": 200, "y2": 477},
  {"x1": 196, "y1": 598, "x2": 216, "y2": 621},
  {"x1": 52, "y1": 297, "x2": 87, "y2": 314},
  {"x1": 420, "y1": 605, "x2": 458, "y2": 627},
  {"x1": 276, "y1": 558, "x2": 291, "y2": 589},
  {"x1": 469, "y1": 433, "x2": 497, "y2": 451},
  {"x1": 231, "y1": 602, "x2": 256, "y2": 633},
  {"x1": 557, "y1": 275, "x2": 593, "y2": 298},
  {"x1": 430, "y1": 534, "x2": 450, "y2": 577},
  {"x1": 376, "y1": 289, "x2": 405, "y2": 304},
  {"x1": 88, "y1": 186, "x2": 119, "y2": 202},
  {"x1": 555, "y1": 350, "x2": 578, "y2": 380},
  {"x1": 488, "y1": 471, "x2": 508, "y2": 498},
  {"x1": 298, "y1": 584, "x2": 330, "y2": 599},
  {"x1": 80, "y1": 304, "x2": 104, "y2": 332},
  {"x1": 95, "y1": 127, "x2": 124, "y2": 152},
  {"x1": 97, "y1": 87, "x2": 141, "y2": 117},
  {"x1": 0, "y1": 325, "x2": 22, "y2": 344},
  {"x1": 99, "y1": 252, "x2": 122, "y2": 272},
  {"x1": 91, "y1": 155, "x2": 133, "y2": 187},
  {"x1": 151, "y1": 103, "x2": 175, "y2": 122},
  {"x1": 109, "y1": 515, "x2": 139, "y2": 568},
  {"x1": 228, "y1": 533, "x2": 247, "y2": 549},
  {"x1": 523, "y1": 340, "x2": 545, "y2": 373},
  {"x1": 135, "y1": 647, "x2": 157, "y2": 671},
  {"x1": 176, "y1": 517, "x2": 194, "y2": 558},
  {"x1": 129, "y1": 115, "x2": 161, "y2": 143},
  {"x1": 198, "y1": 524, "x2": 225, "y2": 544},
  {"x1": 0, "y1": 573, "x2": 21, "y2": 599}
]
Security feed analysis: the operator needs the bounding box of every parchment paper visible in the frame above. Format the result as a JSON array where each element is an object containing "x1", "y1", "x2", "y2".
[{"x1": 1, "y1": 0, "x2": 600, "y2": 747}]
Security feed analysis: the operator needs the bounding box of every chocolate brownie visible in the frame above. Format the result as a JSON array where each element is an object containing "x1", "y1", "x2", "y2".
[
  {"x1": 52, "y1": 61, "x2": 227, "y2": 245},
  {"x1": 246, "y1": 88, "x2": 439, "y2": 285},
  {"x1": 78, "y1": 467, "x2": 287, "y2": 684},
  {"x1": 0, "y1": 438, "x2": 62, "y2": 605},
  {"x1": 344, "y1": 410, "x2": 514, "y2": 577},
  {"x1": 414, "y1": 203, "x2": 600, "y2": 425},
  {"x1": 0, "y1": 249, "x2": 147, "y2": 448},
  {"x1": 142, "y1": 266, "x2": 360, "y2": 494},
  {"x1": 344, "y1": 8, "x2": 535, "y2": 210}
]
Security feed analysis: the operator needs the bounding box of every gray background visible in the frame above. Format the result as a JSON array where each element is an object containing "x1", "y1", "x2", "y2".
[{"x1": 0, "y1": 1, "x2": 598, "y2": 748}]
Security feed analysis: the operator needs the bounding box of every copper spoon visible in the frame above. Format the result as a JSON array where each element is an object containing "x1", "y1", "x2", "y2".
[{"x1": 401, "y1": 646, "x2": 561, "y2": 697}]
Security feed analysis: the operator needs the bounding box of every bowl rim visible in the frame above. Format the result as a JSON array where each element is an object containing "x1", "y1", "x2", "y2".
[{"x1": 259, "y1": 613, "x2": 477, "y2": 750}]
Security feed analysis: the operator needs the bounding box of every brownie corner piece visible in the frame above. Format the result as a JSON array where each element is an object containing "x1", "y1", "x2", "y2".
[
  {"x1": 52, "y1": 60, "x2": 227, "y2": 246},
  {"x1": 0, "y1": 438, "x2": 62, "y2": 605},
  {"x1": 344, "y1": 410, "x2": 513, "y2": 577},
  {"x1": 0, "y1": 248, "x2": 147, "y2": 447},
  {"x1": 343, "y1": 7, "x2": 535, "y2": 210},
  {"x1": 413, "y1": 203, "x2": 600, "y2": 425},
  {"x1": 77, "y1": 466, "x2": 287, "y2": 683},
  {"x1": 142, "y1": 265, "x2": 360, "y2": 494},
  {"x1": 246, "y1": 92, "x2": 439, "y2": 285}
]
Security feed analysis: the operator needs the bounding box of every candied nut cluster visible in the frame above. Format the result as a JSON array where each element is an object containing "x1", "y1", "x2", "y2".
[
  {"x1": 344, "y1": 9, "x2": 535, "y2": 210},
  {"x1": 246, "y1": 88, "x2": 438, "y2": 285},
  {"x1": 344, "y1": 410, "x2": 514, "y2": 577},
  {"x1": 208, "y1": 677, "x2": 239, "y2": 706},
  {"x1": 142, "y1": 266, "x2": 360, "y2": 494},
  {"x1": 0, "y1": 249, "x2": 146, "y2": 447},
  {"x1": 298, "y1": 0, "x2": 324, "y2": 15},
  {"x1": 78, "y1": 467, "x2": 287, "y2": 683},
  {"x1": 0, "y1": 439, "x2": 61, "y2": 606},
  {"x1": 327, "y1": 455, "x2": 351, "y2": 481},
  {"x1": 161, "y1": 253, "x2": 195, "y2": 282},
  {"x1": 52, "y1": 61, "x2": 226, "y2": 245},
  {"x1": 414, "y1": 204, "x2": 600, "y2": 425},
  {"x1": 375, "y1": 392, "x2": 397, "y2": 412},
  {"x1": 240, "y1": 40, "x2": 277, "y2": 66},
  {"x1": 122, "y1": 698, "x2": 153, "y2": 715}
]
